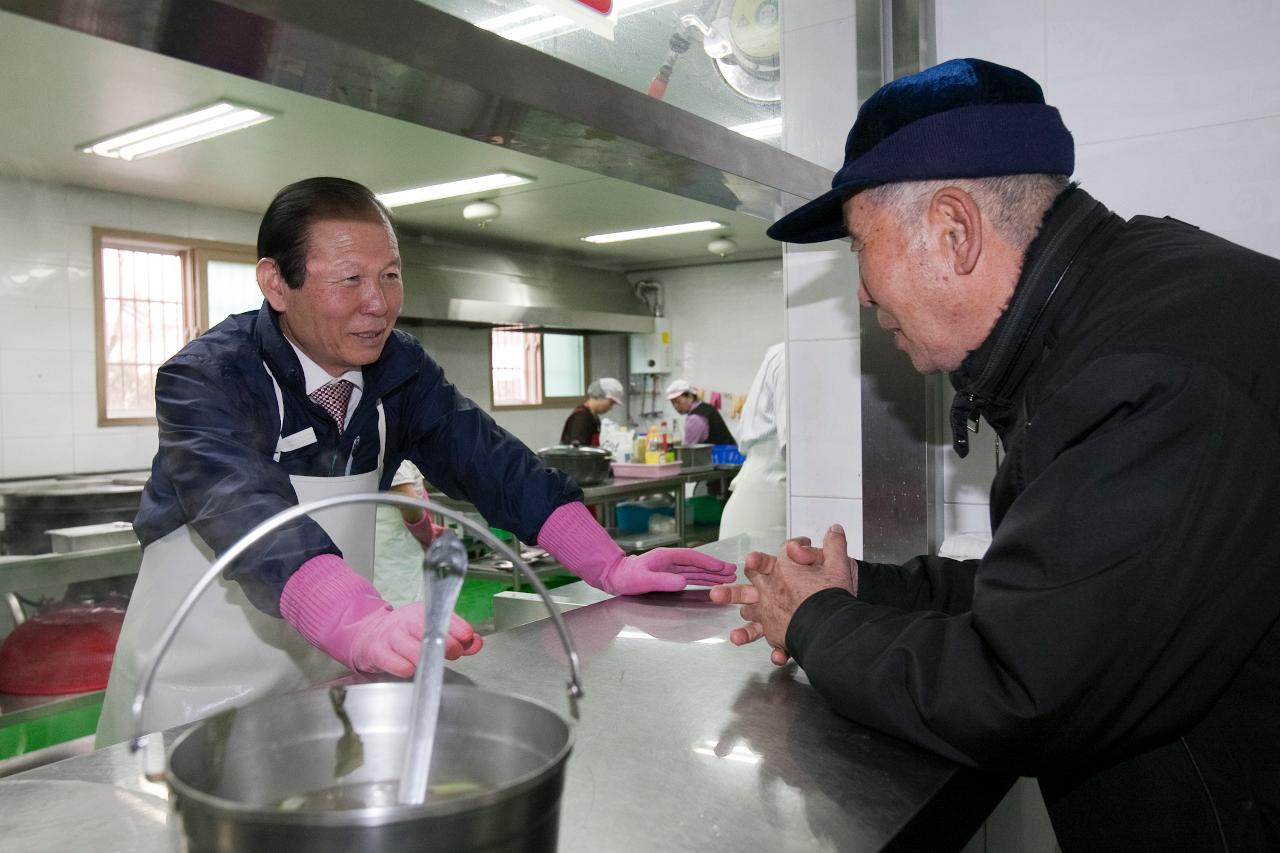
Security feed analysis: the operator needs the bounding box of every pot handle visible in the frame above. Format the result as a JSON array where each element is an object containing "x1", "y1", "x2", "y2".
[{"x1": 128, "y1": 492, "x2": 584, "y2": 776}]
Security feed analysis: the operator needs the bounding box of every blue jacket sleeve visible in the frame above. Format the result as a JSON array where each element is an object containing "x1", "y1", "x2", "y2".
[
  {"x1": 148, "y1": 353, "x2": 337, "y2": 616},
  {"x1": 390, "y1": 352, "x2": 582, "y2": 544}
]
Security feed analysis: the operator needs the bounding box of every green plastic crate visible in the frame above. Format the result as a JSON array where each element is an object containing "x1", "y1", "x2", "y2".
[
  {"x1": 685, "y1": 495, "x2": 725, "y2": 525},
  {"x1": 0, "y1": 694, "x2": 103, "y2": 760}
]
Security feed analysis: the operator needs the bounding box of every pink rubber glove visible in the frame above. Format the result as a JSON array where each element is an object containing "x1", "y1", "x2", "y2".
[
  {"x1": 404, "y1": 510, "x2": 446, "y2": 550},
  {"x1": 280, "y1": 554, "x2": 482, "y2": 677},
  {"x1": 537, "y1": 502, "x2": 737, "y2": 595}
]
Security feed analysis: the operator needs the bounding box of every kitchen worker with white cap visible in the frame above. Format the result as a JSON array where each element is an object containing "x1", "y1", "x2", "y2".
[
  {"x1": 96, "y1": 177, "x2": 736, "y2": 746},
  {"x1": 560, "y1": 377, "x2": 625, "y2": 447},
  {"x1": 665, "y1": 378, "x2": 735, "y2": 447}
]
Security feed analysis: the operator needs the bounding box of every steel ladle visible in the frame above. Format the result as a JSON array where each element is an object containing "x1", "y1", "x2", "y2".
[{"x1": 397, "y1": 530, "x2": 468, "y2": 805}]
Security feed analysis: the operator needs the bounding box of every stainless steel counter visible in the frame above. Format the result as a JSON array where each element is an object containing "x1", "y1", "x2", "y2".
[{"x1": 6, "y1": 531, "x2": 1009, "y2": 851}]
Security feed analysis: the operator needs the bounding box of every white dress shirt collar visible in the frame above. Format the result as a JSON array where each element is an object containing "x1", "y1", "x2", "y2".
[{"x1": 283, "y1": 337, "x2": 364, "y2": 427}]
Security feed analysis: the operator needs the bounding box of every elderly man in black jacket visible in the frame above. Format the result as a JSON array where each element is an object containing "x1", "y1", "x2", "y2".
[{"x1": 713, "y1": 58, "x2": 1280, "y2": 852}]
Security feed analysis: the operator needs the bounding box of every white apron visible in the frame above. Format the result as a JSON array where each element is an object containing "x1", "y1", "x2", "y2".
[
  {"x1": 373, "y1": 504, "x2": 426, "y2": 606},
  {"x1": 717, "y1": 435, "x2": 786, "y2": 540},
  {"x1": 96, "y1": 369, "x2": 386, "y2": 747}
]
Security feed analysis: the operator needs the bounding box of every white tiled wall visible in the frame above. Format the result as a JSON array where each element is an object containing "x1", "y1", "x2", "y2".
[
  {"x1": 935, "y1": 0, "x2": 1280, "y2": 540},
  {"x1": 626, "y1": 259, "x2": 785, "y2": 435},
  {"x1": 780, "y1": 3, "x2": 864, "y2": 550},
  {"x1": 0, "y1": 174, "x2": 259, "y2": 479}
]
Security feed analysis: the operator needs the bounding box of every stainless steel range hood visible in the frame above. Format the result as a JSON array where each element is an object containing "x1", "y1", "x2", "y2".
[{"x1": 399, "y1": 240, "x2": 654, "y2": 334}]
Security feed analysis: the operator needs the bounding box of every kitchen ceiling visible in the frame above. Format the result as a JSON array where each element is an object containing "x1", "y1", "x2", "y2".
[{"x1": 0, "y1": 9, "x2": 782, "y2": 270}]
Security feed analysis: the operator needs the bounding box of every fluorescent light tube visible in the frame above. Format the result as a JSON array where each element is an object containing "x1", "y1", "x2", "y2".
[
  {"x1": 376, "y1": 173, "x2": 534, "y2": 208},
  {"x1": 581, "y1": 221, "x2": 724, "y2": 244},
  {"x1": 79, "y1": 101, "x2": 275, "y2": 160}
]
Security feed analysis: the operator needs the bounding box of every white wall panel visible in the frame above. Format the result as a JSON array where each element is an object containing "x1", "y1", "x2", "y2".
[
  {"x1": 185, "y1": 205, "x2": 259, "y2": 245},
  {"x1": 789, "y1": 496, "x2": 865, "y2": 558},
  {"x1": 784, "y1": 244, "x2": 861, "y2": 343},
  {"x1": 936, "y1": 0, "x2": 1047, "y2": 83},
  {"x1": 3, "y1": 436, "x2": 74, "y2": 479},
  {"x1": 0, "y1": 349, "x2": 71, "y2": 395},
  {"x1": 783, "y1": 0, "x2": 856, "y2": 33},
  {"x1": 128, "y1": 196, "x2": 192, "y2": 237},
  {"x1": 0, "y1": 393, "x2": 73, "y2": 438},
  {"x1": 944, "y1": 501, "x2": 992, "y2": 539},
  {"x1": 781, "y1": 15, "x2": 859, "y2": 171},
  {"x1": 1046, "y1": 0, "x2": 1280, "y2": 145},
  {"x1": 788, "y1": 338, "x2": 862, "y2": 500},
  {"x1": 0, "y1": 261, "x2": 69, "y2": 308},
  {"x1": 1077, "y1": 114, "x2": 1280, "y2": 259},
  {"x1": 0, "y1": 304, "x2": 70, "y2": 351},
  {"x1": 73, "y1": 431, "x2": 142, "y2": 474},
  {"x1": 63, "y1": 186, "x2": 131, "y2": 229}
]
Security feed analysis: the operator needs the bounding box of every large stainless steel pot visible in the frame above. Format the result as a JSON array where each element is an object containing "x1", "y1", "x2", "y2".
[
  {"x1": 128, "y1": 493, "x2": 584, "y2": 853},
  {"x1": 537, "y1": 443, "x2": 611, "y2": 486},
  {"x1": 167, "y1": 682, "x2": 571, "y2": 853}
]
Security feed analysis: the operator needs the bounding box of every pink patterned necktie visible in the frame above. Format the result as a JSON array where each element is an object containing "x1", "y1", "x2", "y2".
[{"x1": 310, "y1": 379, "x2": 354, "y2": 434}]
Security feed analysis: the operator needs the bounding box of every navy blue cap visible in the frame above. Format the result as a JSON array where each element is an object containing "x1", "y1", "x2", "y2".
[{"x1": 768, "y1": 58, "x2": 1075, "y2": 244}]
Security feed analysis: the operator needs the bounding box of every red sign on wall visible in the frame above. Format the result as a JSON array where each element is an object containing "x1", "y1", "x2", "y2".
[{"x1": 542, "y1": 0, "x2": 618, "y2": 38}]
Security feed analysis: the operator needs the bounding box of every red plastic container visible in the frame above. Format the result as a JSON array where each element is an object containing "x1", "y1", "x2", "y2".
[{"x1": 0, "y1": 600, "x2": 126, "y2": 695}]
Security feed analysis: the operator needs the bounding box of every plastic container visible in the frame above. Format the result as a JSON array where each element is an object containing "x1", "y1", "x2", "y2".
[
  {"x1": 684, "y1": 495, "x2": 725, "y2": 525},
  {"x1": 675, "y1": 443, "x2": 713, "y2": 468},
  {"x1": 644, "y1": 426, "x2": 662, "y2": 464},
  {"x1": 616, "y1": 501, "x2": 674, "y2": 534},
  {"x1": 711, "y1": 444, "x2": 745, "y2": 465},
  {"x1": 611, "y1": 461, "x2": 684, "y2": 478}
]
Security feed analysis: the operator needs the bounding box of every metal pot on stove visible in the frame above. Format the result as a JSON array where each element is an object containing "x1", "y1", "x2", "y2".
[{"x1": 537, "y1": 443, "x2": 611, "y2": 486}]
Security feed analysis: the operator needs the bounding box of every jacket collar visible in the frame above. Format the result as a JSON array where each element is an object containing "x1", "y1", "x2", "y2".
[
  {"x1": 947, "y1": 186, "x2": 1122, "y2": 457},
  {"x1": 254, "y1": 303, "x2": 418, "y2": 405}
]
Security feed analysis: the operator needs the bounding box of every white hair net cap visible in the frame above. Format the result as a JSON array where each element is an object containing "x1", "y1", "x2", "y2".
[
  {"x1": 587, "y1": 377, "x2": 625, "y2": 405},
  {"x1": 665, "y1": 379, "x2": 694, "y2": 400}
]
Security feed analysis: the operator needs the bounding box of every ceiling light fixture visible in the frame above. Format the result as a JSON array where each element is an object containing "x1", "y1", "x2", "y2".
[
  {"x1": 581, "y1": 220, "x2": 724, "y2": 244},
  {"x1": 462, "y1": 200, "x2": 502, "y2": 227},
  {"x1": 376, "y1": 172, "x2": 534, "y2": 208},
  {"x1": 79, "y1": 100, "x2": 275, "y2": 161},
  {"x1": 707, "y1": 237, "x2": 738, "y2": 257}
]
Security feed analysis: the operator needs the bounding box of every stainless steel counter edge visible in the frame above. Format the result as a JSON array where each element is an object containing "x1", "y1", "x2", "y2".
[{"x1": 10, "y1": 530, "x2": 1011, "y2": 851}]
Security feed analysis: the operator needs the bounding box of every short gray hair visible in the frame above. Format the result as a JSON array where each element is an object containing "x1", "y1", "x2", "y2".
[{"x1": 863, "y1": 174, "x2": 1070, "y2": 252}]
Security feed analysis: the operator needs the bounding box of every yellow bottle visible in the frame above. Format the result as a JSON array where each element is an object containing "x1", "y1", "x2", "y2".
[{"x1": 644, "y1": 425, "x2": 662, "y2": 464}]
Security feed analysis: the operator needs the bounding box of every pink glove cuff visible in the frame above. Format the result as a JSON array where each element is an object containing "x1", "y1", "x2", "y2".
[
  {"x1": 280, "y1": 554, "x2": 388, "y2": 669},
  {"x1": 403, "y1": 511, "x2": 444, "y2": 549},
  {"x1": 536, "y1": 502, "x2": 623, "y2": 590}
]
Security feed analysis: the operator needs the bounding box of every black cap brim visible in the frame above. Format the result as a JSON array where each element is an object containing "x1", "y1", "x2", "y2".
[{"x1": 767, "y1": 178, "x2": 874, "y2": 244}]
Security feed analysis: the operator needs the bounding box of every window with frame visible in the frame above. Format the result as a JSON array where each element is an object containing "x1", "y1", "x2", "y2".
[
  {"x1": 490, "y1": 328, "x2": 587, "y2": 408},
  {"x1": 93, "y1": 228, "x2": 259, "y2": 425}
]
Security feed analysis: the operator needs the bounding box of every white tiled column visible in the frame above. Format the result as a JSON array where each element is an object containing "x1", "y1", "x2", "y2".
[{"x1": 779, "y1": 2, "x2": 865, "y2": 553}]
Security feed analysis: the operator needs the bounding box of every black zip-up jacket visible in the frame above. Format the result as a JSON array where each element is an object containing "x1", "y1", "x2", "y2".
[
  {"x1": 786, "y1": 187, "x2": 1280, "y2": 851},
  {"x1": 134, "y1": 304, "x2": 581, "y2": 616}
]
